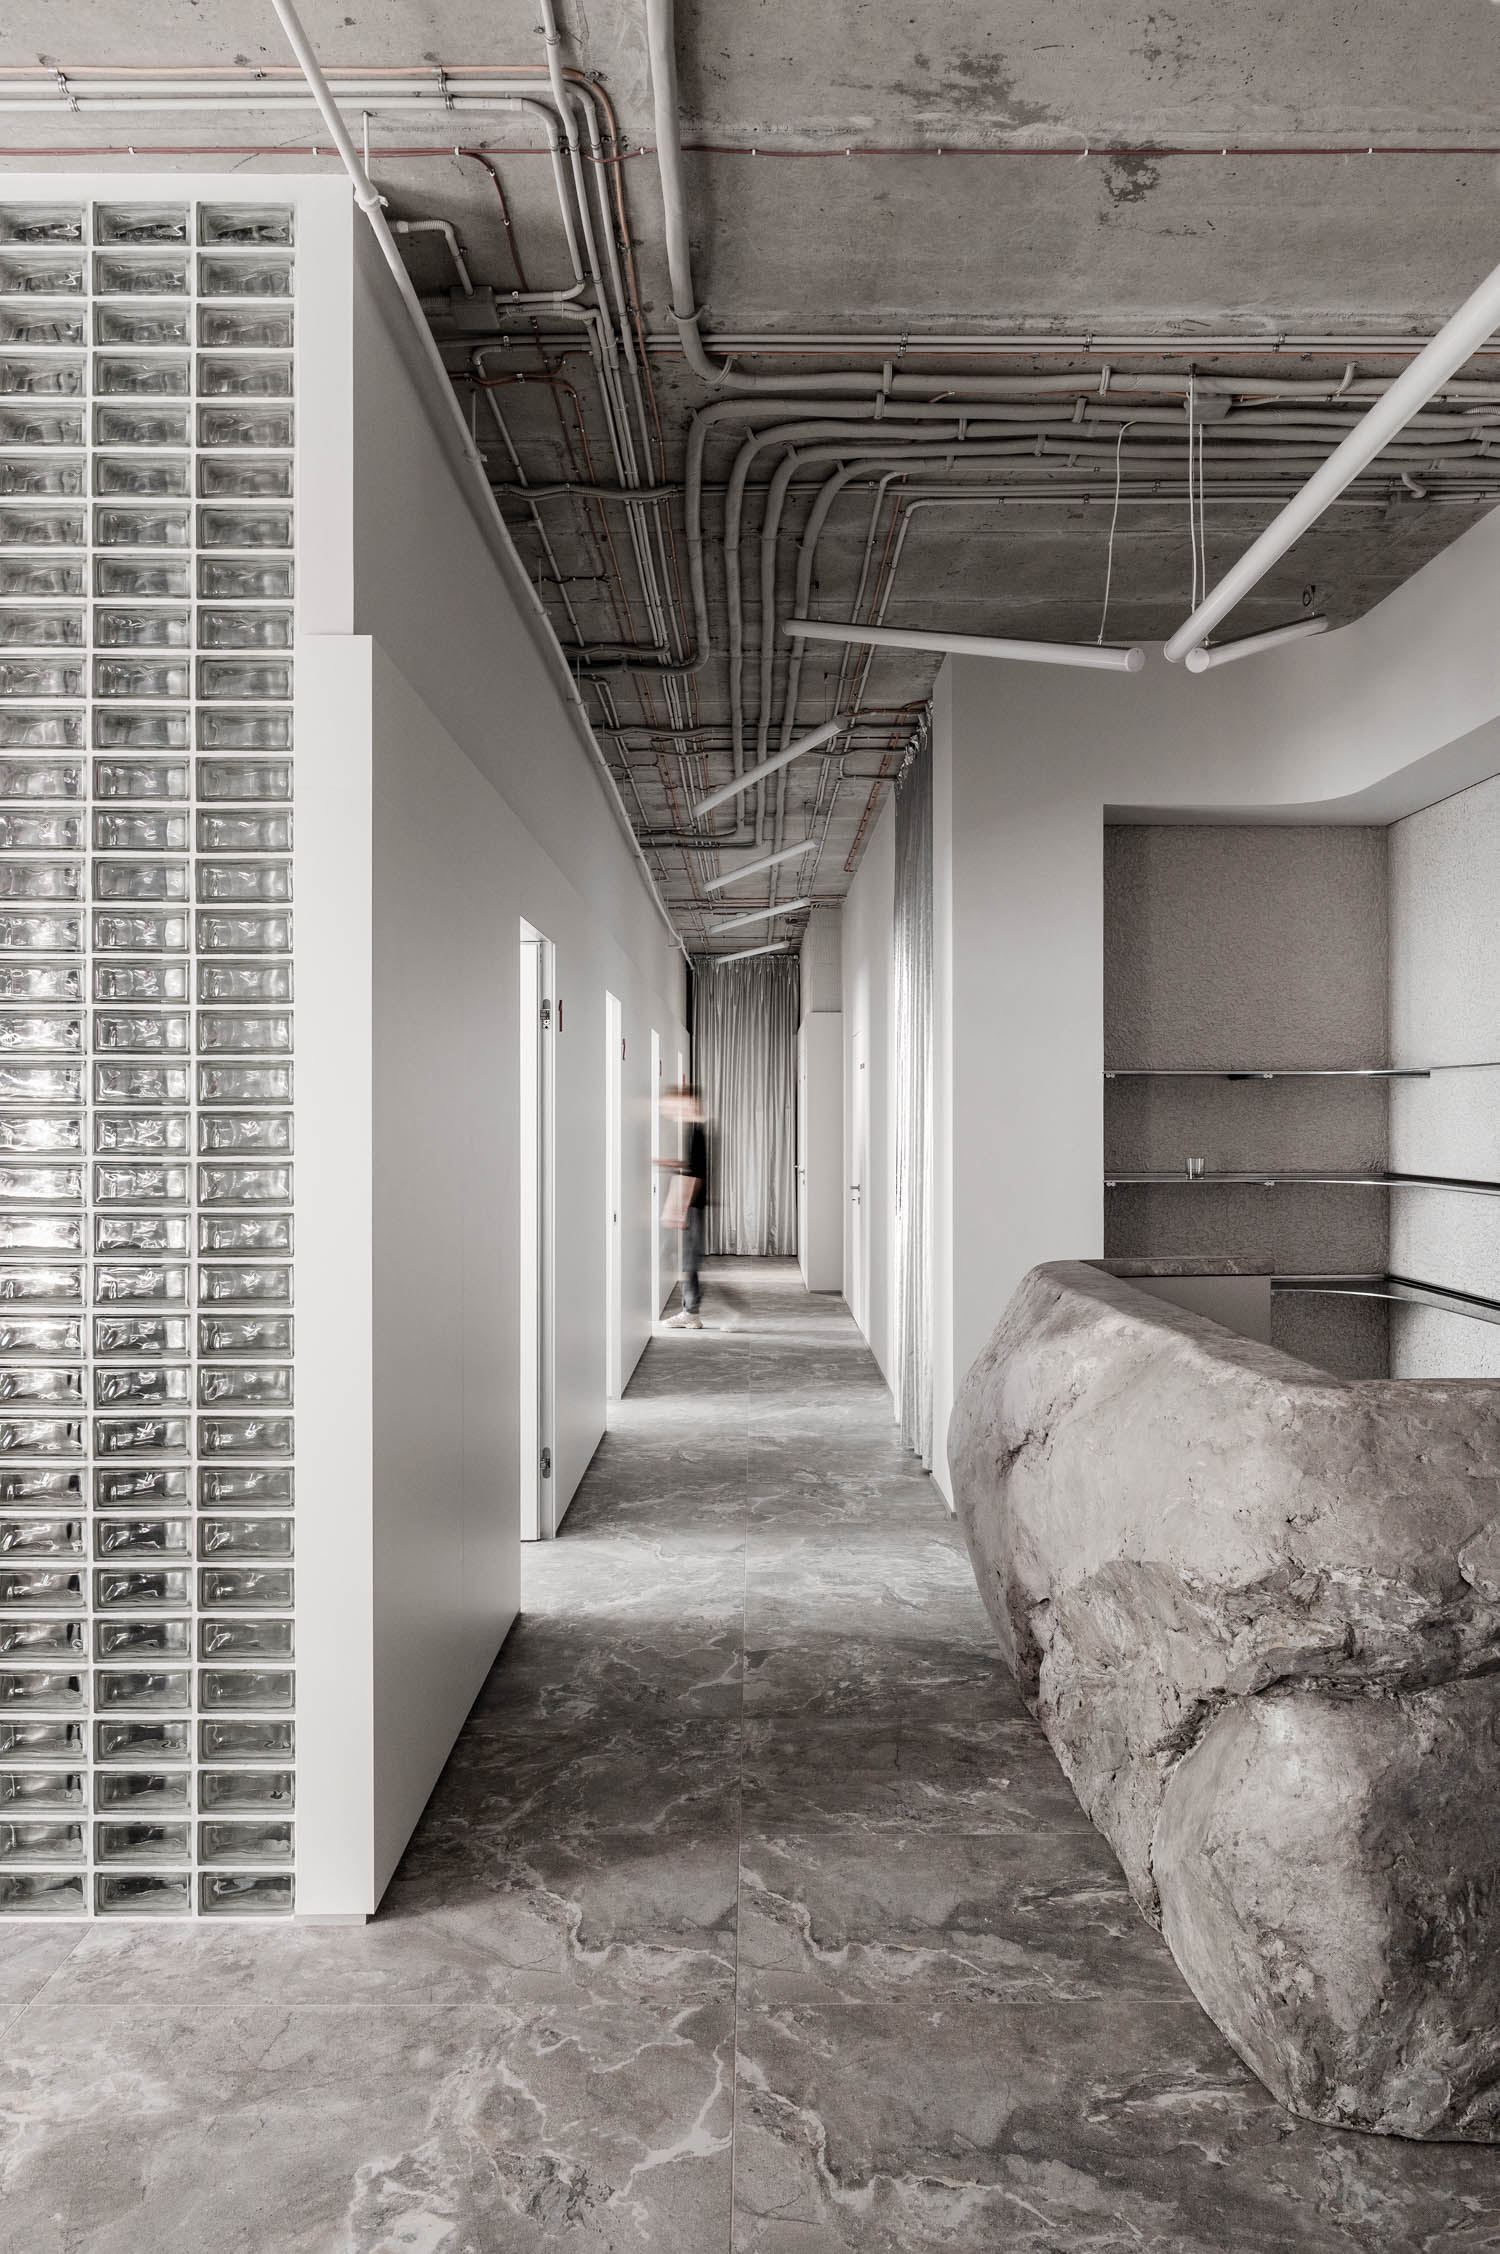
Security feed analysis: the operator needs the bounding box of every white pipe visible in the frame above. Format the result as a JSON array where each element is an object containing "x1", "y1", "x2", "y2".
[
  {"x1": 692, "y1": 719, "x2": 849, "y2": 820},
  {"x1": 711, "y1": 895, "x2": 814, "y2": 935},
  {"x1": 1164, "y1": 254, "x2": 1500, "y2": 661},
  {"x1": 1183, "y1": 615, "x2": 1330, "y2": 672},
  {"x1": 784, "y1": 618, "x2": 1147, "y2": 673},
  {"x1": 391, "y1": 217, "x2": 472, "y2": 295},
  {"x1": 702, "y1": 841, "x2": 816, "y2": 892},
  {"x1": 265, "y1": 0, "x2": 687, "y2": 959},
  {"x1": 716, "y1": 941, "x2": 792, "y2": 964}
]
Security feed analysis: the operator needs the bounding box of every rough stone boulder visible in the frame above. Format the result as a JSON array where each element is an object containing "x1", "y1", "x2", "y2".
[{"x1": 948, "y1": 1259, "x2": 1500, "y2": 2140}]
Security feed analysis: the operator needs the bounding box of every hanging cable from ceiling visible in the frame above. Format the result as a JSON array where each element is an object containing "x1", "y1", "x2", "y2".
[{"x1": 1096, "y1": 419, "x2": 1133, "y2": 646}]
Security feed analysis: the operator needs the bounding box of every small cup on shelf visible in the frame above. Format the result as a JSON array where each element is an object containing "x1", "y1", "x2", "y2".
[{"x1": 1184, "y1": 1155, "x2": 1206, "y2": 1179}]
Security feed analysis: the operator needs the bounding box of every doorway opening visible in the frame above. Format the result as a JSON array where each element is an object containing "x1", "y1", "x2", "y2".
[
  {"x1": 849, "y1": 1023, "x2": 867, "y2": 1334},
  {"x1": 650, "y1": 1028, "x2": 663, "y2": 1322},
  {"x1": 519, "y1": 922, "x2": 557, "y2": 1540},
  {"x1": 605, "y1": 990, "x2": 623, "y2": 1404}
]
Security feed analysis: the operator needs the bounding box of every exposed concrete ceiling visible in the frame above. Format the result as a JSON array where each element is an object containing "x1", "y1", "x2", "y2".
[{"x1": 4, "y1": 3, "x2": 1500, "y2": 952}]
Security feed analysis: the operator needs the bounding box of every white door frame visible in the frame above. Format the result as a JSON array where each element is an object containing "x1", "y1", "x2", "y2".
[{"x1": 519, "y1": 922, "x2": 558, "y2": 1539}]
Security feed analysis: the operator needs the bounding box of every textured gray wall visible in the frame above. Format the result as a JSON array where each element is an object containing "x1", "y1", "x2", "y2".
[
  {"x1": 1389, "y1": 776, "x2": 1500, "y2": 1377},
  {"x1": 1104, "y1": 824, "x2": 1390, "y2": 1376}
]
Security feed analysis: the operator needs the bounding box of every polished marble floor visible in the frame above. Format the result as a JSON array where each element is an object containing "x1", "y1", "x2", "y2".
[{"x1": 3, "y1": 1257, "x2": 1500, "y2": 2251}]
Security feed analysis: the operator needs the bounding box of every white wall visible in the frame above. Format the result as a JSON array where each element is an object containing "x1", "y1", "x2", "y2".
[
  {"x1": 1389, "y1": 773, "x2": 1500, "y2": 1376},
  {"x1": 840, "y1": 788, "x2": 896, "y2": 1383}
]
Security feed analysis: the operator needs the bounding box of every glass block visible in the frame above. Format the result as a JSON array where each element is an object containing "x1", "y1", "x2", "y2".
[
  {"x1": 198, "y1": 1216, "x2": 291, "y2": 1256},
  {"x1": 95, "y1": 658, "x2": 189, "y2": 701},
  {"x1": 94, "y1": 1670, "x2": 188, "y2": 1709},
  {"x1": 0, "y1": 1768, "x2": 82, "y2": 1806},
  {"x1": 0, "y1": 1261, "x2": 82, "y2": 1301},
  {"x1": 198, "y1": 1367, "x2": 291, "y2": 1409},
  {"x1": 95, "y1": 404, "x2": 189, "y2": 448},
  {"x1": 0, "y1": 209, "x2": 83, "y2": 248},
  {"x1": 0, "y1": 657, "x2": 83, "y2": 699},
  {"x1": 95, "y1": 610, "x2": 190, "y2": 652},
  {"x1": 94, "y1": 1618, "x2": 189, "y2": 1659},
  {"x1": 197, "y1": 356, "x2": 292, "y2": 398},
  {"x1": 0, "y1": 1868, "x2": 84, "y2": 1912},
  {"x1": 0, "y1": 1368, "x2": 83, "y2": 1405},
  {"x1": 0, "y1": 965, "x2": 81, "y2": 1005},
  {"x1": 0, "y1": 409, "x2": 82, "y2": 448},
  {"x1": 0, "y1": 609, "x2": 83, "y2": 654},
  {"x1": 93, "y1": 1161, "x2": 188, "y2": 1203},
  {"x1": 95, "y1": 1217, "x2": 187, "y2": 1258},
  {"x1": 199, "y1": 1618, "x2": 291, "y2": 1661},
  {"x1": 95, "y1": 358, "x2": 189, "y2": 398},
  {"x1": 93, "y1": 962, "x2": 189, "y2": 1003},
  {"x1": 94, "y1": 1716, "x2": 188, "y2": 1762},
  {"x1": 0, "y1": 462, "x2": 84, "y2": 500},
  {"x1": 0, "y1": 1716, "x2": 83, "y2": 1758},
  {"x1": 94, "y1": 1415, "x2": 188, "y2": 1455},
  {"x1": 197, "y1": 1066, "x2": 291, "y2": 1107},
  {"x1": 0, "y1": 1001, "x2": 81, "y2": 1037},
  {"x1": 95, "y1": 1869, "x2": 190, "y2": 1914},
  {"x1": 0, "y1": 915, "x2": 83, "y2": 954},
  {"x1": 0, "y1": 868, "x2": 82, "y2": 906},
  {"x1": 94, "y1": 255, "x2": 189, "y2": 298},
  {"x1": 197, "y1": 308, "x2": 293, "y2": 351},
  {"x1": 199, "y1": 1164, "x2": 290, "y2": 1206},
  {"x1": 0, "y1": 1670, "x2": 83, "y2": 1706},
  {"x1": 93, "y1": 710, "x2": 189, "y2": 751},
  {"x1": 196, "y1": 1118, "x2": 290, "y2": 1159},
  {"x1": 0, "y1": 307, "x2": 83, "y2": 348},
  {"x1": 200, "y1": 1715, "x2": 293, "y2": 1760},
  {"x1": 0, "y1": 712, "x2": 84, "y2": 750},
  {"x1": 93, "y1": 1364, "x2": 190, "y2": 1406},
  {"x1": 197, "y1": 1415, "x2": 291, "y2": 1458},
  {"x1": 198, "y1": 660, "x2": 291, "y2": 703},
  {"x1": 198, "y1": 1464, "x2": 291, "y2": 1507},
  {"x1": 196, "y1": 1313, "x2": 291, "y2": 1355},
  {"x1": 197, "y1": 1264, "x2": 290, "y2": 1306},
  {"x1": 93, "y1": 1009, "x2": 189, "y2": 1049},
  {"x1": 93, "y1": 1569, "x2": 189, "y2": 1609},
  {"x1": 94, "y1": 1122, "x2": 189, "y2": 1168},
  {"x1": 95, "y1": 207, "x2": 188, "y2": 247},
  {"x1": 94, "y1": 1770, "x2": 188, "y2": 1810},
  {"x1": 94, "y1": 558, "x2": 190, "y2": 600},
  {"x1": 94, "y1": 1520, "x2": 188, "y2": 1559},
  {"x1": 94, "y1": 767, "x2": 188, "y2": 815},
  {"x1": 94, "y1": 455, "x2": 189, "y2": 499},
  {"x1": 93, "y1": 915, "x2": 188, "y2": 958},
  {"x1": 197, "y1": 963, "x2": 291, "y2": 1005},
  {"x1": 0, "y1": 1310, "x2": 80, "y2": 1348},
  {"x1": 0, "y1": 1216, "x2": 82, "y2": 1255},
  {"x1": 197, "y1": 458, "x2": 292, "y2": 501},
  {"x1": 95, "y1": 506, "x2": 189, "y2": 548},
  {"x1": 95, "y1": 1819, "x2": 189, "y2": 1861},
  {"x1": 200, "y1": 1820, "x2": 293, "y2": 1871},
  {"x1": 197, "y1": 558, "x2": 293, "y2": 602},
  {"x1": 0, "y1": 1567, "x2": 82, "y2": 1607},
  {"x1": 200, "y1": 1868, "x2": 292, "y2": 1915},
  {"x1": 198, "y1": 509, "x2": 291, "y2": 551},
  {"x1": 95, "y1": 307, "x2": 190, "y2": 349},
  {"x1": 197, "y1": 1009, "x2": 290, "y2": 1049},
  {"x1": 198, "y1": 207, "x2": 294, "y2": 248},
  {"x1": 0, "y1": 505, "x2": 84, "y2": 547},
  {"x1": 199, "y1": 1668, "x2": 291, "y2": 1709},
  {"x1": 196, "y1": 760, "x2": 290, "y2": 802},
  {"x1": 200, "y1": 1768, "x2": 292, "y2": 1810},
  {"x1": 0, "y1": 1415, "x2": 82, "y2": 1454},
  {"x1": 0, "y1": 359, "x2": 82, "y2": 398},
  {"x1": 0, "y1": 1817, "x2": 83, "y2": 1861},
  {"x1": 0, "y1": 1618, "x2": 82, "y2": 1657},
  {"x1": 0, "y1": 1520, "x2": 83, "y2": 1555},
  {"x1": 197, "y1": 1518, "x2": 291, "y2": 1560},
  {"x1": 94, "y1": 1314, "x2": 187, "y2": 1356},
  {"x1": 199, "y1": 711, "x2": 294, "y2": 754},
  {"x1": 198, "y1": 252, "x2": 293, "y2": 299},
  {"x1": 91, "y1": 1263, "x2": 187, "y2": 1302},
  {"x1": 95, "y1": 1465, "x2": 186, "y2": 1505},
  {"x1": 0, "y1": 1162, "x2": 80, "y2": 1200},
  {"x1": 0, "y1": 243, "x2": 83, "y2": 288},
  {"x1": 198, "y1": 1568, "x2": 292, "y2": 1610},
  {"x1": 195, "y1": 911, "x2": 290, "y2": 954},
  {"x1": 197, "y1": 623, "x2": 293, "y2": 670},
  {"x1": 0, "y1": 801, "x2": 84, "y2": 842}
]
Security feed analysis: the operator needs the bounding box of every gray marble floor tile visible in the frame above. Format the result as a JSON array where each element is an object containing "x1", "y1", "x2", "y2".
[
  {"x1": 472, "y1": 1609, "x2": 746, "y2": 1725},
  {"x1": 740, "y1": 1715, "x2": 1066, "y2": 1834},
  {"x1": 0, "y1": 1922, "x2": 85, "y2": 2034}
]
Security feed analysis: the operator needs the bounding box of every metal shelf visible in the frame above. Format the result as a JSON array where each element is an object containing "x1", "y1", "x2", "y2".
[
  {"x1": 1105, "y1": 1170, "x2": 1500, "y2": 1195},
  {"x1": 1105, "y1": 1063, "x2": 1500, "y2": 1080}
]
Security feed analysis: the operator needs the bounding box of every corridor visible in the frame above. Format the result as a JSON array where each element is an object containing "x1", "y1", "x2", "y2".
[{"x1": 2, "y1": 1259, "x2": 1499, "y2": 2250}]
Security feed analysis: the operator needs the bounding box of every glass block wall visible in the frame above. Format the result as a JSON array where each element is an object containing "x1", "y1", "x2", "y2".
[{"x1": 0, "y1": 196, "x2": 296, "y2": 1917}]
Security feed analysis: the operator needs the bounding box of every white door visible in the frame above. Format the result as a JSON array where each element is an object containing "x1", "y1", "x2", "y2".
[
  {"x1": 605, "y1": 991, "x2": 623, "y2": 1402},
  {"x1": 519, "y1": 924, "x2": 557, "y2": 1539},
  {"x1": 849, "y1": 1025, "x2": 867, "y2": 1330},
  {"x1": 797, "y1": 1025, "x2": 810, "y2": 1286},
  {"x1": 650, "y1": 1028, "x2": 662, "y2": 1320}
]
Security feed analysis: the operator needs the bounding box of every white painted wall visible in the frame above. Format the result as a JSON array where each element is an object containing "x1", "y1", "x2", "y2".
[
  {"x1": 840, "y1": 789, "x2": 896, "y2": 1383},
  {"x1": 798, "y1": 1015, "x2": 845, "y2": 1292},
  {"x1": 1389, "y1": 773, "x2": 1500, "y2": 1376}
]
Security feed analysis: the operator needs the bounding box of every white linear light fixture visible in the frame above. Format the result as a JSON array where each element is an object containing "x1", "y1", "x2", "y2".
[
  {"x1": 701, "y1": 840, "x2": 816, "y2": 893},
  {"x1": 692, "y1": 718, "x2": 850, "y2": 820},
  {"x1": 784, "y1": 618, "x2": 1147, "y2": 673},
  {"x1": 1164, "y1": 246, "x2": 1500, "y2": 663},
  {"x1": 717, "y1": 941, "x2": 792, "y2": 963},
  {"x1": 1184, "y1": 616, "x2": 1330, "y2": 673},
  {"x1": 711, "y1": 895, "x2": 815, "y2": 935}
]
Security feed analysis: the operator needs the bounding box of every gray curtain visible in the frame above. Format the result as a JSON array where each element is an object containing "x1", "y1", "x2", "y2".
[
  {"x1": 693, "y1": 952, "x2": 800, "y2": 1255},
  {"x1": 892, "y1": 740, "x2": 934, "y2": 1464}
]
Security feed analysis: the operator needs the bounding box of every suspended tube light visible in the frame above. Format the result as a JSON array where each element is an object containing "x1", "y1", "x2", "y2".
[
  {"x1": 711, "y1": 896, "x2": 815, "y2": 936},
  {"x1": 717, "y1": 941, "x2": 793, "y2": 964},
  {"x1": 784, "y1": 618, "x2": 1147, "y2": 672},
  {"x1": 692, "y1": 718, "x2": 849, "y2": 821},
  {"x1": 1184, "y1": 616, "x2": 1330, "y2": 673},
  {"x1": 701, "y1": 840, "x2": 817, "y2": 893}
]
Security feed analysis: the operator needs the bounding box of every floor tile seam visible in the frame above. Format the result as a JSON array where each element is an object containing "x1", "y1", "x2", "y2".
[{"x1": 0, "y1": 1932, "x2": 91, "y2": 2044}]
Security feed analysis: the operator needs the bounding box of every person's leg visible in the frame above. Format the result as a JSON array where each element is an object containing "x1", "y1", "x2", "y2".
[{"x1": 681, "y1": 1206, "x2": 703, "y2": 1314}]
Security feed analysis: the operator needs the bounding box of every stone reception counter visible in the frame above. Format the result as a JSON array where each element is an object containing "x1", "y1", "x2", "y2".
[{"x1": 949, "y1": 1258, "x2": 1500, "y2": 2140}]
